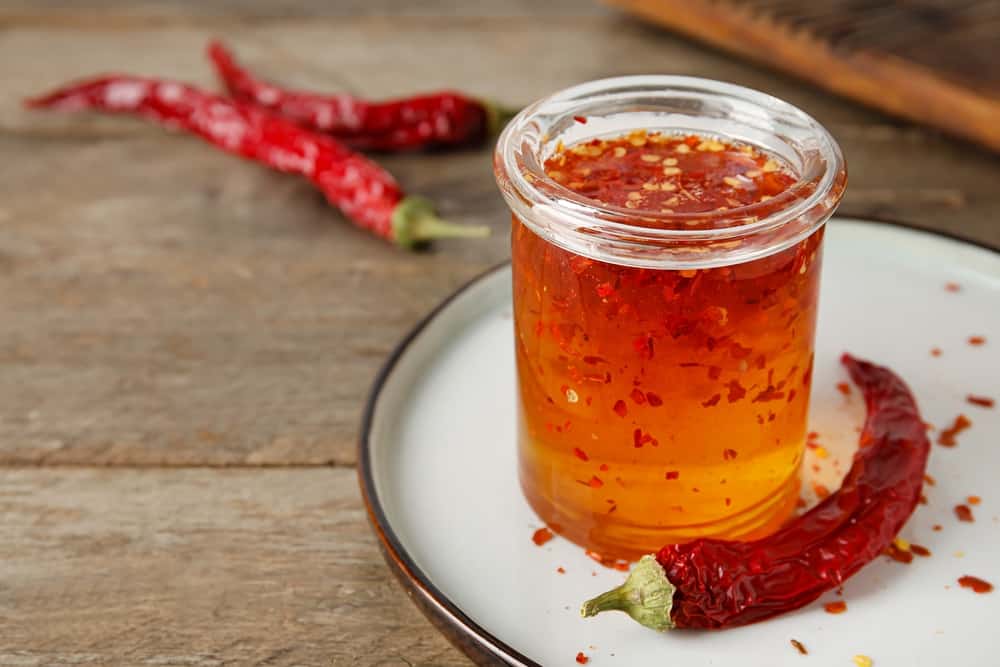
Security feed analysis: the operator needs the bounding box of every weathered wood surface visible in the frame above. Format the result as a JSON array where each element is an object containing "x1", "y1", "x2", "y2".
[
  {"x1": 0, "y1": 2, "x2": 997, "y2": 665},
  {"x1": 0, "y1": 468, "x2": 469, "y2": 666}
]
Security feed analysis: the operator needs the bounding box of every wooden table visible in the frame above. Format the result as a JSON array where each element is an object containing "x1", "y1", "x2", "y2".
[{"x1": 1, "y1": 2, "x2": 996, "y2": 665}]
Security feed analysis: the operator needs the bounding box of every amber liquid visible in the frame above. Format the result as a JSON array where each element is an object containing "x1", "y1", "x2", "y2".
[{"x1": 512, "y1": 220, "x2": 823, "y2": 558}]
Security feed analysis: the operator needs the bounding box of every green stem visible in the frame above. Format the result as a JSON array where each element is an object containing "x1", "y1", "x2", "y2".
[
  {"x1": 482, "y1": 99, "x2": 521, "y2": 138},
  {"x1": 392, "y1": 195, "x2": 491, "y2": 249},
  {"x1": 580, "y1": 555, "x2": 677, "y2": 632}
]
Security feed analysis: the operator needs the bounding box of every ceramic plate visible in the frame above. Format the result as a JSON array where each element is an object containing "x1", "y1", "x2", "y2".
[{"x1": 359, "y1": 218, "x2": 999, "y2": 667}]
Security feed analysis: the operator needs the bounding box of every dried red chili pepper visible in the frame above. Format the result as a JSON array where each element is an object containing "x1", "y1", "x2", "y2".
[
  {"x1": 207, "y1": 41, "x2": 516, "y2": 152},
  {"x1": 581, "y1": 353, "x2": 930, "y2": 630},
  {"x1": 26, "y1": 76, "x2": 487, "y2": 247}
]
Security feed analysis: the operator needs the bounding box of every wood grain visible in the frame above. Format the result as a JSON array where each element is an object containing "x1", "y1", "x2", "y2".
[
  {"x1": 0, "y1": 468, "x2": 470, "y2": 666},
  {"x1": 0, "y1": 3, "x2": 997, "y2": 666},
  {"x1": 609, "y1": 0, "x2": 1000, "y2": 151}
]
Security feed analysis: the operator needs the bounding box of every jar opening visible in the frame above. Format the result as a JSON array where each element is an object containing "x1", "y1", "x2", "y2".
[{"x1": 494, "y1": 76, "x2": 846, "y2": 269}]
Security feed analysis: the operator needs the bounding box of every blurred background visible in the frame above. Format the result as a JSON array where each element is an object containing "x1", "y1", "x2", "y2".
[{"x1": 0, "y1": 1, "x2": 996, "y2": 665}]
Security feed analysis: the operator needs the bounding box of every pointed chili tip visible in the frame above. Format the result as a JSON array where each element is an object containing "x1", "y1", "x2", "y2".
[
  {"x1": 580, "y1": 555, "x2": 676, "y2": 632},
  {"x1": 392, "y1": 195, "x2": 491, "y2": 249},
  {"x1": 205, "y1": 37, "x2": 229, "y2": 61}
]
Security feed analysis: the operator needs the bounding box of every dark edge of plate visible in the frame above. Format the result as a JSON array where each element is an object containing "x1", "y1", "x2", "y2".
[{"x1": 357, "y1": 218, "x2": 998, "y2": 667}]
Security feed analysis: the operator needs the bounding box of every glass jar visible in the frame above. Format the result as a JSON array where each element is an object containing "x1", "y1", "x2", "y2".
[{"x1": 494, "y1": 76, "x2": 846, "y2": 559}]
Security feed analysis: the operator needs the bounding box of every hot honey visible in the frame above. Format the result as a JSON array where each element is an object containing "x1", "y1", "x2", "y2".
[{"x1": 512, "y1": 131, "x2": 823, "y2": 557}]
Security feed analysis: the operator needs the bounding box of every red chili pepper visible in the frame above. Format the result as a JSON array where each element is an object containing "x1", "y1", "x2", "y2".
[
  {"x1": 207, "y1": 41, "x2": 516, "y2": 152},
  {"x1": 25, "y1": 76, "x2": 488, "y2": 247},
  {"x1": 581, "y1": 353, "x2": 930, "y2": 631}
]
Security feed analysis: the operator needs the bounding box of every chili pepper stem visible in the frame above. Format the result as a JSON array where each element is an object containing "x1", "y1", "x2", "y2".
[
  {"x1": 580, "y1": 555, "x2": 676, "y2": 631},
  {"x1": 483, "y1": 100, "x2": 520, "y2": 138},
  {"x1": 392, "y1": 195, "x2": 490, "y2": 248}
]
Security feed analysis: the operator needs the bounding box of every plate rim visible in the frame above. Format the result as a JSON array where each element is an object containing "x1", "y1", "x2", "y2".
[{"x1": 357, "y1": 217, "x2": 998, "y2": 667}]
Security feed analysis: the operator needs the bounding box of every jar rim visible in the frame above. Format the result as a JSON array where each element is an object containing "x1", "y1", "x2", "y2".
[{"x1": 494, "y1": 76, "x2": 847, "y2": 268}]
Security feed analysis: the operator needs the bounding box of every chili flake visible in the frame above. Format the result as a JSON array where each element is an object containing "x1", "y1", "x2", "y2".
[
  {"x1": 968, "y1": 336, "x2": 986, "y2": 346},
  {"x1": 575, "y1": 651, "x2": 589, "y2": 664},
  {"x1": 836, "y1": 381, "x2": 851, "y2": 396},
  {"x1": 812, "y1": 482, "x2": 830, "y2": 499},
  {"x1": 930, "y1": 347, "x2": 942, "y2": 357},
  {"x1": 646, "y1": 391, "x2": 663, "y2": 406},
  {"x1": 612, "y1": 400, "x2": 628, "y2": 417},
  {"x1": 573, "y1": 448, "x2": 589, "y2": 461},
  {"x1": 823, "y1": 600, "x2": 847, "y2": 614},
  {"x1": 937, "y1": 414, "x2": 971, "y2": 446},
  {"x1": 923, "y1": 474, "x2": 936, "y2": 486},
  {"x1": 532, "y1": 527, "x2": 554, "y2": 546},
  {"x1": 702, "y1": 393, "x2": 721, "y2": 407},
  {"x1": 945, "y1": 282, "x2": 961, "y2": 292},
  {"x1": 790, "y1": 639, "x2": 808, "y2": 655},
  {"x1": 884, "y1": 541, "x2": 914, "y2": 564},
  {"x1": 958, "y1": 575, "x2": 993, "y2": 593},
  {"x1": 630, "y1": 387, "x2": 646, "y2": 404},
  {"x1": 573, "y1": 115, "x2": 588, "y2": 125},
  {"x1": 910, "y1": 544, "x2": 931, "y2": 557},
  {"x1": 557, "y1": 566, "x2": 566, "y2": 574},
  {"x1": 665, "y1": 470, "x2": 680, "y2": 480},
  {"x1": 954, "y1": 504, "x2": 974, "y2": 522},
  {"x1": 723, "y1": 448, "x2": 738, "y2": 460},
  {"x1": 968, "y1": 495, "x2": 981, "y2": 505},
  {"x1": 967, "y1": 394, "x2": 995, "y2": 408},
  {"x1": 726, "y1": 380, "x2": 746, "y2": 403}
]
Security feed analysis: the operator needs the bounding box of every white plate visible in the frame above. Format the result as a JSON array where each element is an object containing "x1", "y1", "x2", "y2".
[{"x1": 360, "y1": 219, "x2": 999, "y2": 667}]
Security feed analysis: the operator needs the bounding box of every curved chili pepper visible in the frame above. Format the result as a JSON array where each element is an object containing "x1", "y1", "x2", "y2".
[
  {"x1": 207, "y1": 40, "x2": 517, "y2": 152},
  {"x1": 582, "y1": 353, "x2": 930, "y2": 630},
  {"x1": 25, "y1": 76, "x2": 488, "y2": 247}
]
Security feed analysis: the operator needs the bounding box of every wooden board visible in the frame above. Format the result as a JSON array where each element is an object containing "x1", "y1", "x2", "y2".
[
  {"x1": 0, "y1": 3, "x2": 997, "y2": 666},
  {"x1": 610, "y1": 0, "x2": 1000, "y2": 151}
]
